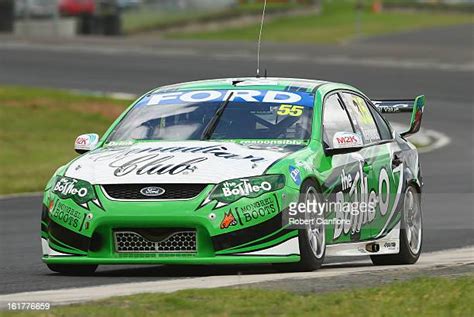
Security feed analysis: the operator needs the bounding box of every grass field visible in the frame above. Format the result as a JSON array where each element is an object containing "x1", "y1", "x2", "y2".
[
  {"x1": 3, "y1": 275, "x2": 474, "y2": 316},
  {"x1": 123, "y1": 3, "x2": 300, "y2": 34},
  {"x1": 0, "y1": 86, "x2": 131, "y2": 195},
  {"x1": 123, "y1": 9, "x2": 224, "y2": 34},
  {"x1": 167, "y1": 0, "x2": 473, "y2": 43}
]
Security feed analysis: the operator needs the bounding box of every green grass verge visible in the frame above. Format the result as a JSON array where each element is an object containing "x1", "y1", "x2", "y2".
[
  {"x1": 384, "y1": 0, "x2": 474, "y2": 12},
  {"x1": 123, "y1": 9, "x2": 223, "y2": 34},
  {"x1": 3, "y1": 275, "x2": 474, "y2": 316},
  {"x1": 167, "y1": 0, "x2": 473, "y2": 43},
  {"x1": 123, "y1": 3, "x2": 300, "y2": 34},
  {"x1": 0, "y1": 86, "x2": 131, "y2": 195}
]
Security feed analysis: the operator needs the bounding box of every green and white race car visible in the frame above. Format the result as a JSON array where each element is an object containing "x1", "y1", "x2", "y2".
[{"x1": 41, "y1": 77, "x2": 425, "y2": 274}]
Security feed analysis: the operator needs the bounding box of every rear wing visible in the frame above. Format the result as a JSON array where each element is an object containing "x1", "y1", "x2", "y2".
[{"x1": 373, "y1": 95, "x2": 425, "y2": 137}]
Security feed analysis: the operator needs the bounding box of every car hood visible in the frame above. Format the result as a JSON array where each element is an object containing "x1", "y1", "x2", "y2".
[{"x1": 64, "y1": 141, "x2": 300, "y2": 184}]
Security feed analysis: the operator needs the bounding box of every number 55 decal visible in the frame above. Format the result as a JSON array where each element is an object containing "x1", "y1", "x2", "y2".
[{"x1": 277, "y1": 105, "x2": 304, "y2": 117}]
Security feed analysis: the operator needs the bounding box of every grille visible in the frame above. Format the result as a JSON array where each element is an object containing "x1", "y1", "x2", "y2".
[
  {"x1": 102, "y1": 184, "x2": 207, "y2": 200},
  {"x1": 114, "y1": 229, "x2": 197, "y2": 253}
]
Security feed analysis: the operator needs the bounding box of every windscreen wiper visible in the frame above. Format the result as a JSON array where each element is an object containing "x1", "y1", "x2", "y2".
[{"x1": 201, "y1": 92, "x2": 234, "y2": 140}]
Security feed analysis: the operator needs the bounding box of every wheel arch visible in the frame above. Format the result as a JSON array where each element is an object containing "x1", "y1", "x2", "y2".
[
  {"x1": 301, "y1": 175, "x2": 323, "y2": 190},
  {"x1": 408, "y1": 180, "x2": 422, "y2": 194},
  {"x1": 403, "y1": 165, "x2": 422, "y2": 194}
]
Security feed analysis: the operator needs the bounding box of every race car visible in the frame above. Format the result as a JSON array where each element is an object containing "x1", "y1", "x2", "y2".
[{"x1": 41, "y1": 77, "x2": 425, "y2": 274}]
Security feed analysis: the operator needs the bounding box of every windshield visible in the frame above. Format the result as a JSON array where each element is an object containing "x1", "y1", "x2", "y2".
[{"x1": 107, "y1": 89, "x2": 314, "y2": 142}]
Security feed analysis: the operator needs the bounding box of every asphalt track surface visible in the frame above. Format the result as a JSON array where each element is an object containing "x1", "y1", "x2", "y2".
[{"x1": 0, "y1": 24, "x2": 473, "y2": 295}]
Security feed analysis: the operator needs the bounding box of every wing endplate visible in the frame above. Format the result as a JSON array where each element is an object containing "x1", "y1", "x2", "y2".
[{"x1": 373, "y1": 95, "x2": 425, "y2": 136}]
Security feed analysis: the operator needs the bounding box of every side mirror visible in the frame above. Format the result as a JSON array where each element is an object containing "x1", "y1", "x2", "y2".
[
  {"x1": 326, "y1": 132, "x2": 363, "y2": 155},
  {"x1": 74, "y1": 134, "x2": 99, "y2": 154}
]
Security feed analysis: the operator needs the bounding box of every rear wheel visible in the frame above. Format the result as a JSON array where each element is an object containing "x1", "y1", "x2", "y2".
[
  {"x1": 47, "y1": 264, "x2": 98, "y2": 275},
  {"x1": 371, "y1": 185, "x2": 422, "y2": 265},
  {"x1": 275, "y1": 180, "x2": 325, "y2": 272}
]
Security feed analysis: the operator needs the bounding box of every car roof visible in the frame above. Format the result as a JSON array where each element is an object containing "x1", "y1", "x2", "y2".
[{"x1": 151, "y1": 77, "x2": 332, "y2": 94}]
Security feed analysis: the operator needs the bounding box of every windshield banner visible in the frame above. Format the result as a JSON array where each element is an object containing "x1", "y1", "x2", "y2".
[{"x1": 142, "y1": 90, "x2": 315, "y2": 108}]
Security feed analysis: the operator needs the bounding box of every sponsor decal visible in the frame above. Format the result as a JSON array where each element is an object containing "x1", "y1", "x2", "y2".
[
  {"x1": 110, "y1": 156, "x2": 206, "y2": 177},
  {"x1": 140, "y1": 186, "x2": 166, "y2": 197},
  {"x1": 144, "y1": 90, "x2": 313, "y2": 107},
  {"x1": 74, "y1": 134, "x2": 99, "y2": 151},
  {"x1": 53, "y1": 176, "x2": 103, "y2": 210},
  {"x1": 203, "y1": 175, "x2": 285, "y2": 207},
  {"x1": 373, "y1": 100, "x2": 413, "y2": 113},
  {"x1": 289, "y1": 166, "x2": 301, "y2": 185},
  {"x1": 353, "y1": 96, "x2": 374, "y2": 125},
  {"x1": 75, "y1": 137, "x2": 87, "y2": 146},
  {"x1": 90, "y1": 145, "x2": 266, "y2": 163},
  {"x1": 233, "y1": 140, "x2": 307, "y2": 152},
  {"x1": 373, "y1": 103, "x2": 410, "y2": 113},
  {"x1": 50, "y1": 200, "x2": 85, "y2": 230},
  {"x1": 336, "y1": 135, "x2": 357, "y2": 145},
  {"x1": 383, "y1": 241, "x2": 397, "y2": 250},
  {"x1": 296, "y1": 160, "x2": 314, "y2": 173},
  {"x1": 220, "y1": 211, "x2": 238, "y2": 229},
  {"x1": 222, "y1": 179, "x2": 272, "y2": 198},
  {"x1": 332, "y1": 162, "x2": 403, "y2": 240},
  {"x1": 87, "y1": 145, "x2": 271, "y2": 178},
  {"x1": 48, "y1": 198, "x2": 55, "y2": 212},
  {"x1": 236, "y1": 197, "x2": 278, "y2": 223},
  {"x1": 332, "y1": 132, "x2": 363, "y2": 149},
  {"x1": 106, "y1": 140, "x2": 135, "y2": 147},
  {"x1": 219, "y1": 193, "x2": 291, "y2": 232},
  {"x1": 238, "y1": 139, "x2": 306, "y2": 146}
]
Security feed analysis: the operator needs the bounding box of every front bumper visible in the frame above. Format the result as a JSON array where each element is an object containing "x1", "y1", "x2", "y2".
[{"x1": 41, "y1": 184, "x2": 301, "y2": 265}]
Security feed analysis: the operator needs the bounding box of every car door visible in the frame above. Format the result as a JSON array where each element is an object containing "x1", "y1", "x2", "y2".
[
  {"x1": 320, "y1": 92, "x2": 371, "y2": 244},
  {"x1": 340, "y1": 92, "x2": 403, "y2": 241}
]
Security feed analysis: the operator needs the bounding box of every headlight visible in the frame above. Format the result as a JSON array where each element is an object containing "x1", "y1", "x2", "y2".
[{"x1": 209, "y1": 174, "x2": 285, "y2": 204}]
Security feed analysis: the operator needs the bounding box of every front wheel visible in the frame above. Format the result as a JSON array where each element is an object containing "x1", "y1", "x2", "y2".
[
  {"x1": 47, "y1": 264, "x2": 98, "y2": 275},
  {"x1": 371, "y1": 185, "x2": 422, "y2": 265},
  {"x1": 275, "y1": 180, "x2": 326, "y2": 272}
]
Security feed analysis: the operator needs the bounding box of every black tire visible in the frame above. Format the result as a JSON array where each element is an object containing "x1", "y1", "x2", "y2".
[
  {"x1": 371, "y1": 185, "x2": 422, "y2": 265},
  {"x1": 275, "y1": 180, "x2": 326, "y2": 272},
  {"x1": 47, "y1": 264, "x2": 98, "y2": 275}
]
